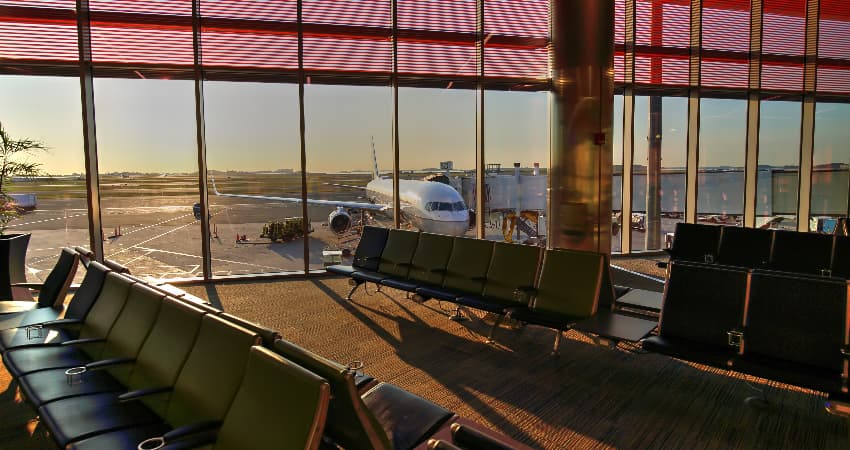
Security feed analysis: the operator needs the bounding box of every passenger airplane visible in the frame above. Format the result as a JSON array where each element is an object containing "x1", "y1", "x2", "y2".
[{"x1": 210, "y1": 142, "x2": 470, "y2": 236}]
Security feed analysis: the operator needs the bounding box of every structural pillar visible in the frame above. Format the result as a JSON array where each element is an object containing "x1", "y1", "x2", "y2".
[{"x1": 549, "y1": 0, "x2": 614, "y2": 253}]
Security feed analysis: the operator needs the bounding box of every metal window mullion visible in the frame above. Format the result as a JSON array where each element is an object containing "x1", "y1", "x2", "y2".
[
  {"x1": 743, "y1": 0, "x2": 762, "y2": 229},
  {"x1": 798, "y1": 0, "x2": 820, "y2": 231},
  {"x1": 392, "y1": 0, "x2": 400, "y2": 230},
  {"x1": 192, "y1": 0, "x2": 211, "y2": 280},
  {"x1": 297, "y1": 0, "x2": 310, "y2": 274},
  {"x1": 621, "y1": 0, "x2": 635, "y2": 253},
  {"x1": 76, "y1": 0, "x2": 103, "y2": 261},
  {"x1": 475, "y1": 0, "x2": 485, "y2": 239},
  {"x1": 685, "y1": 0, "x2": 700, "y2": 225}
]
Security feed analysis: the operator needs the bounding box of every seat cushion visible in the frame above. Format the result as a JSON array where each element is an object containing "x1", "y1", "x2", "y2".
[
  {"x1": 641, "y1": 335, "x2": 736, "y2": 370},
  {"x1": 415, "y1": 286, "x2": 460, "y2": 302},
  {"x1": 0, "y1": 325, "x2": 75, "y2": 352},
  {"x1": 453, "y1": 296, "x2": 516, "y2": 314},
  {"x1": 38, "y1": 391, "x2": 163, "y2": 447},
  {"x1": 326, "y1": 265, "x2": 357, "y2": 276},
  {"x1": 19, "y1": 366, "x2": 126, "y2": 407},
  {"x1": 361, "y1": 382, "x2": 454, "y2": 450},
  {"x1": 505, "y1": 307, "x2": 579, "y2": 330},
  {"x1": 0, "y1": 301, "x2": 39, "y2": 315},
  {"x1": 352, "y1": 270, "x2": 389, "y2": 284},
  {"x1": 0, "y1": 306, "x2": 64, "y2": 331},
  {"x1": 381, "y1": 278, "x2": 420, "y2": 292},
  {"x1": 4, "y1": 345, "x2": 93, "y2": 378}
]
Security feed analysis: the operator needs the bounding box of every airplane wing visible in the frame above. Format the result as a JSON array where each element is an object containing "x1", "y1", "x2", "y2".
[
  {"x1": 325, "y1": 182, "x2": 368, "y2": 190},
  {"x1": 210, "y1": 178, "x2": 389, "y2": 212}
]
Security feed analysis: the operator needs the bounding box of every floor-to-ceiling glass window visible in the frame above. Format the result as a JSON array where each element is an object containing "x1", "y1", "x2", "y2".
[
  {"x1": 612, "y1": 94, "x2": 624, "y2": 253},
  {"x1": 305, "y1": 85, "x2": 393, "y2": 271},
  {"x1": 810, "y1": 102, "x2": 850, "y2": 231},
  {"x1": 697, "y1": 98, "x2": 747, "y2": 226},
  {"x1": 94, "y1": 78, "x2": 201, "y2": 279},
  {"x1": 203, "y1": 82, "x2": 303, "y2": 276},
  {"x1": 631, "y1": 95, "x2": 687, "y2": 251},
  {"x1": 756, "y1": 99, "x2": 802, "y2": 230},
  {"x1": 483, "y1": 90, "x2": 549, "y2": 246},
  {"x1": 0, "y1": 75, "x2": 88, "y2": 281}
]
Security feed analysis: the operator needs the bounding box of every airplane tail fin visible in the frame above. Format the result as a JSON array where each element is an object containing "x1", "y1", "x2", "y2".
[
  {"x1": 210, "y1": 176, "x2": 221, "y2": 195},
  {"x1": 371, "y1": 136, "x2": 380, "y2": 180}
]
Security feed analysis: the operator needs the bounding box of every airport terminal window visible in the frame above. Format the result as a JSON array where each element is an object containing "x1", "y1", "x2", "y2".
[
  {"x1": 93, "y1": 78, "x2": 200, "y2": 279},
  {"x1": 810, "y1": 102, "x2": 850, "y2": 231},
  {"x1": 631, "y1": 95, "x2": 687, "y2": 252},
  {"x1": 0, "y1": 75, "x2": 88, "y2": 282},
  {"x1": 304, "y1": 84, "x2": 393, "y2": 272},
  {"x1": 756, "y1": 99, "x2": 801, "y2": 230},
  {"x1": 612, "y1": 94, "x2": 624, "y2": 253},
  {"x1": 697, "y1": 98, "x2": 747, "y2": 227},
  {"x1": 204, "y1": 81, "x2": 303, "y2": 276},
  {"x1": 483, "y1": 90, "x2": 549, "y2": 246},
  {"x1": 399, "y1": 87, "x2": 477, "y2": 238}
]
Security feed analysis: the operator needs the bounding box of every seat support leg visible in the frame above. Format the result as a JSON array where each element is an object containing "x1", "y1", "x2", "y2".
[
  {"x1": 486, "y1": 314, "x2": 504, "y2": 344},
  {"x1": 345, "y1": 280, "x2": 363, "y2": 300},
  {"x1": 550, "y1": 330, "x2": 563, "y2": 356},
  {"x1": 448, "y1": 306, "x2": 468, "y2": 322}
]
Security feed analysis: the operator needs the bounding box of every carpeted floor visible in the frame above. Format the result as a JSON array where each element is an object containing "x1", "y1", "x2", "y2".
[{"x1": 0, "y1": 275, "x2": 847, "y2": 449}]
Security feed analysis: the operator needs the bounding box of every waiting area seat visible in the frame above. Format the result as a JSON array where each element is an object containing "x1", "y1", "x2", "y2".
[{"x1": 0, "y1": 247, "x2": 79, "y2": 315}]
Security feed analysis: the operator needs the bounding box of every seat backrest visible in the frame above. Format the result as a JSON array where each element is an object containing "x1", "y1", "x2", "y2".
[
  {"x1": 214, "y1": 347, "x2": 330, "y2": 450},
  {"x1": 93, "y1": 283, "x2": 166, "y2": 364},
  {"x1": 103, "y1": 259, "x2": 131, "y2": 274},
  {"x1": 407, "y1": 233, "x2": 455, "y2": 286},
  {"x1": 769, "y1": 230, "x2": 834, "y2": 276},
  {"x1": 0, "y1": 233, "x2": 30, "y2": 299},
  {"x1": 78, "y1": 272, "x2": 136, "y2": 340},
  {"x1": 745, "y1": 271, "x2": 848, "y2": 372},
  {"x1": 219, "y1": 312, "x2": 281, "y2": 347},
  {"x1": 353, "y1": 226, "x2": 390, "y2": 271},
  {"x1": 377, "y1": 229, "x2": 420, "y2": 278},
  {"x1": 659, "y1": 261, "x2": 749, "y2": 347},
  {"x1": 124, "y1": 297, "x2": 206, "y2": 407},
  {"x1": 36, "y1": 248, "x2": 80, "y2": 307},
  {"x1": 441, "y1": 238, "x2": 494, "y2": 295},
  {"x1": 669, "y1": 222, "x2": 722, "y2": 263},
  {"x1": 531, "y1": 249, "x2": 603, "y2": 319},
  {"x1": 716, "y1": 226, "x2": 773, "y2": 268},
  {"x1": 272, "y1": 338, "x2": 392, "y2": 450},
  {"x1": 164, "y1": 314, "x2": 261, "y2": 427},
  {"x1": 481, "y1": 242, "x2": 542, "y2": 304},
  {"x1": 64, "y1": 261, "x2": 110, "y2": 320},
  {"x1": 834, "y1": 236, "x2": 850, "y2": 279}
]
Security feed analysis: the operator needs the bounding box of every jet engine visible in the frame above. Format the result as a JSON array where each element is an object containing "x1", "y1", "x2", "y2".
[{"x1": 328, "y1": 207, "x2": 353, "y2": 235}]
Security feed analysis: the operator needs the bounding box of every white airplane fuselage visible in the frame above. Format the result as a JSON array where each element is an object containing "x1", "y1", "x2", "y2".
[{"x1": 365, "y1": 178, "x2": 470, "y2": 236}]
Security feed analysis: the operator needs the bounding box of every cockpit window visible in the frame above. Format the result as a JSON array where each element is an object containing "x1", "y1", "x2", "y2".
[{"x1": 425, "y1": 201, "x2": 466, "y2": 212}]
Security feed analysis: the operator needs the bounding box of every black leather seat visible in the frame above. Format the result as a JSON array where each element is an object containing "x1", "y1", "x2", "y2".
[
  {"x1": 0, "y1": 247, "x2": 79, "y2": 314},
  {"x1": 832, "y1": 235, "x2": 850, "y2": 279},
  {"x1": 642, "y1": 261, "x2": 749, "y2": 368},
  {"x1": 768, "y1": 230, "x2": 834, "y2": 276},
  {"x1": 715, "y1": 226, "x2": 773, "y2": 269},
  {"x1": 361, "y1": 382, "x2": 454, "y2": 450},
  {"x1": 666, "y1": 222, "x2": 722, "y2": 263},
  {"x1": 327, "y1": 226, "x2": 389, "y2": 277}
]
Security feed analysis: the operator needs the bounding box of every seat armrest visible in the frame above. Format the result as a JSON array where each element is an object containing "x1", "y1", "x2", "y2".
[
  {"x1": 86, "y1": 357, "x2": 136, "y2": 370},
  {"x1": 160, "y1": 433, "x2": 217, "y2": 450},
  {"x1": 427, "y1": 439, "x2": 463, "y2": 450},
  {"x1": 451, "y1": 423, "x2": 516, "y2": 450},
  {"x1": 164, "y1": 421, "x2": 222, "y2": 441},
  {"x1": 40, "y1": 318, "x2": 83, "y2": 328},
  {"x1": 118, "y1": 386, "x2": 172, "y2": 402},
  {"x1": 61, "y1": 337, "x2": 105, "y2": 346},
  {"x1": 513, "y1": 286, "x2": 537, "y2": 302}
]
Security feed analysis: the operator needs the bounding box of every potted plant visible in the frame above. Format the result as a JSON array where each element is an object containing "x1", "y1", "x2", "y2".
[{"x1": 0, "y1": 122, "x2": 47, "y2": 299}]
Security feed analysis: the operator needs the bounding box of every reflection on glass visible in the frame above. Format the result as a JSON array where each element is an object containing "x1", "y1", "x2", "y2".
[
  {"x1": 757, "y1": 100, "x2": 801, "y2": 230},
  {"x1": 810, "y1": 103, "x2": 850, "y2": 232},
  {"x1": 0, "y1": 75, "x2": 88, "y2": 281},
  {"x1": 631, "y1": 96, "x2": 687, "y2": 251},
  {"x1": 93, "y1": 78, "x2": 200, "y2": 279},
  {"x1": 204, "y1": 81, "x2": 302, "y2": 276},
  {"x1": 399, "y1": 87, "x2": 476, "y2": 238},
  {"x1": 698, "y1": 98, "x2": 747, "y2": 227},
  {"x1": 612, "y1": 94, "x2": 624, "y2": 253},
  {"x1": 483, "y1": 91, "x2": 549, "y2": 246},
  {"x1": 304, "y1": 84, "x2": 393, "y2": 271}
]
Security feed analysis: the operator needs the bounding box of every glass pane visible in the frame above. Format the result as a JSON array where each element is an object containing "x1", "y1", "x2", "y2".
[
  {"x1": 612, "y1": 94, "x2": 624, "y2": 253},
  {"x1": 697, "y1": 98, "x2": 747, "y2": 227},
  {"x1": 810, "y1": 102, "x2": 850, "y2": 232},
  {"x1": 398, "y1": 87, "x2": 475, "y2": 237},
  {"x1": 631, "y1": 96, "x2": 687, "y2": 251},
  {"x1": 0, "y1": 75, "x2": 88, "y2": 282},
  {"x1": 304, "y1": 84, "x2": 393, "y2": 271},
  {"x1": 204, "y1": 81, "x2": 303, "y2": 276},
  {"x1": 483, "y1": 90, "x2": 548, "y2": 246},
  {"x1": 757, "y1": 100, "x2": 801, "y2": 230}
]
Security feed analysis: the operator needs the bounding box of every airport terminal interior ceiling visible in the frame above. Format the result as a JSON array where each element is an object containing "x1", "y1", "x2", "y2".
[{"x1": 0, "y1": 0, "x2": 848, "y2": 280}]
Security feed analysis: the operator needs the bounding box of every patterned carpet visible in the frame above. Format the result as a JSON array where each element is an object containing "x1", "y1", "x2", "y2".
[{"x1": 0, "y1": 275, "x2": 846, "y2": 449}]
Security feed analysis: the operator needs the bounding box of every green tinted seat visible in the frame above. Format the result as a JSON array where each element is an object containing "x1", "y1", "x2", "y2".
[
  {"x1": 383, "y1": 233, "x2": 455, "y2": 292},
  {"x1": 378, "y1": 229, "x2": 420, "y2": 278},
  {"x1": 273, "y1": 338, "x2": 392, "y2": 450},
  {"x1": 416, "y1": 238, "x2": 494, "y2": 300}
]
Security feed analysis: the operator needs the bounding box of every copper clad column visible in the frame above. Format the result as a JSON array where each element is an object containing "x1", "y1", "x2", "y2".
[{"x1": 549, "y1": 0, "x2": 614, "y2": 253}]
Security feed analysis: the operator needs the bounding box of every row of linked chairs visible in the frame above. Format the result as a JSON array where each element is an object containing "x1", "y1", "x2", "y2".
[
  {"x1": 327, "y1": 226, "x2": 619, "y2": 353},
  {"x1": 645, "y1": 222, "x2": 850, "y2": 405},
  {"x1": 1, "y1": 247, "x2": 524, "y2": 450}
]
